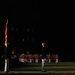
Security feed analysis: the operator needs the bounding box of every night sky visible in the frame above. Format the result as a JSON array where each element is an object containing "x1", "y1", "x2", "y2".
[{"x1": 0, "y1": 1, "x2": 75, "y2": 61}]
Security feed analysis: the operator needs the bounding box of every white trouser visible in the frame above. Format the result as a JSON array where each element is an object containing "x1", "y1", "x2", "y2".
[
  {"x1": 49, "y1": 59, "x2": 51, "y2": 63},
  {"x1": 55, "y1": 59, "x2": 58, "y2": 63},
  {"x1": 42, "y1": 59, "x2": 45, "y2": 71},
  {"x1": 4, "y1": 59, "x2": 9, "y2": 72},
  {"x1": 35, "y1": 59, "x2": 38, "y2": 63},
  {"x1": 29, "y1": 59, "x2": 32, "y2": 63}
]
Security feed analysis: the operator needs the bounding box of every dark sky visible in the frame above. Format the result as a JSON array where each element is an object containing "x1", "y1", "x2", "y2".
[{"x1": 0, "y1": 1, "x2": 75, "y2": 57}]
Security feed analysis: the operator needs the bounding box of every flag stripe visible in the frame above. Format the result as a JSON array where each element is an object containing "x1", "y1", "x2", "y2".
[{"x1": 4, "y1": 19, "x2": 8, "y2": 47}]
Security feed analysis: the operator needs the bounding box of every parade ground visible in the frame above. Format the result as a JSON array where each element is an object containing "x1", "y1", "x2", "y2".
[{"x1": 1, "y1": 62, "x2": 75, "y2": 75}]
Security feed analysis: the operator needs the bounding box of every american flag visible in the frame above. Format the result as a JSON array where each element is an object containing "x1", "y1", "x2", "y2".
[{"x1": 4, "y1": 19, "x2": 8, "y2": 47}]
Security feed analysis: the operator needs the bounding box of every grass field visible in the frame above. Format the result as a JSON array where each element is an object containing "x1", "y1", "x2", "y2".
[
  {"x1": 1, "y1": 62, "x2": 75, "y2": 75},
  {"x1": 10, "y1": 62, "x2": 75, "y2": 71}
]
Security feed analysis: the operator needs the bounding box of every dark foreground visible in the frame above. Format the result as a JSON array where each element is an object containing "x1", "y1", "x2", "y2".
[{"x1": 1, "y1": 71, "x2": 75, "y2": 75}]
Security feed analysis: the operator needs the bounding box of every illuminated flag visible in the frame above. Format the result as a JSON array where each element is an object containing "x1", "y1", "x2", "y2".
[
  {"x1": 4, "y1": 19, "x2": 8, "y2": 47},
  {"x1": 4, "y1": 19, "x2": 9, "y2": 73}
]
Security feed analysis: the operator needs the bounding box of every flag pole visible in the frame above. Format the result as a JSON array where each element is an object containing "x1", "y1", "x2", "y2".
[{"x1": 4, "y1": 19, "x2": 9, "y2": 73}]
